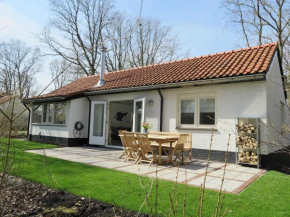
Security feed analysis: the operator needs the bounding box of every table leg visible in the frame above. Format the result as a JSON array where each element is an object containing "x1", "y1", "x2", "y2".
[{"x1": 158, "y1": 143, "x2": 162, "y2": 164}]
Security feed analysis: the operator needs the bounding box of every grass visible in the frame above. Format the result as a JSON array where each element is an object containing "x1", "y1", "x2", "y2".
[{"x1": 1, "y1": 138, "x2": 290, "y2": 216}]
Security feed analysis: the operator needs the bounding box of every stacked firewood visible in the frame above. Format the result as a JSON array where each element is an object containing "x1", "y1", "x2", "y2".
[
  {"x1": 238, "y1": 151, "x2": 258, "y2": 165},
  {"x1": 237, "y1": 122, "x2": 259, "y2": 165},
  {"x1": 236, "y1": 136, "x2": 258, "y2": 149},
  {"x1": 236, "y1": 123, "x2": 256, "y2": 133}
]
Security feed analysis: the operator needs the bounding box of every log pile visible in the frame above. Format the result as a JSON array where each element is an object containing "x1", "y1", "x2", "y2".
[
  {"x1": 236, "y1": 136, "x2": 258, "y2": 149},
  {"x1": 238, "y1": 151, "x2": 258, "y2": 165},
  {"x1": 236, "y1": 123, "x2": 256, "y2": 133},
  {"x1": 236, "y1": 121, "x2": 259, "y2": 165}
]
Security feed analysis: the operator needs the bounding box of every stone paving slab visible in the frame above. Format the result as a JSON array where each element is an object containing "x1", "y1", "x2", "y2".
[{"x1": 27, "y1": 147, "x2": 266, "y2": 194}]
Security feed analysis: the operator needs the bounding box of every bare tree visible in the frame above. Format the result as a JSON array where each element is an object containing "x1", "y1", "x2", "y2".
[
  {"x1": 39, "y1": 0, "x2": 114, "y2": 76},
  {"x1": 223, "y1": 0, "x2": 290, "y2": 71},
  {"x1": 0, "y1": 39, "x2": 41, "y2": 98},
  {"x1": 105, "y1": 12, "x2": 132, "y2": 71},
  {"x1": 49, "y1": 58, "x2": 84, "y2": 90},
  {"x1": 128, "y1": 17, "x2": 183, "y2": 68},
  {"x1": 105, "y1": 14, "x2": 185, "y2": 71}
]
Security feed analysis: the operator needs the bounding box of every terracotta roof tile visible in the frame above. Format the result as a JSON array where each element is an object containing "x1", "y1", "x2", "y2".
[{"x1": 32, "y1": 42, "x2": 278, "y2": 100}]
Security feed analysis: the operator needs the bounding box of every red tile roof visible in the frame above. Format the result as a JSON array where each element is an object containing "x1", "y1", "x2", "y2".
[{"x1": 31, "y1": 42, "x2": 278, "y2": 100}]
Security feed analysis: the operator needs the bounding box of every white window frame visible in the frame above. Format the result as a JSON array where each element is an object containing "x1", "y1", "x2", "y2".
[
  {"x1": 42, "y1": 103, "x2": 54, "y2": 124},
  {"x1": 32, "y1": 104, "x2": 43, "y2": 124},
  {"x1": 54, "y1": 102, "x2": 67, "y2": 125},
  {"x1": 178, "y1": 95, "x2": 197, "y2": 129},
  {"x1": 177, "y1": 93, "x2": 217, "y2": 129},
  {"x1": 133, "y1": 98, "x2": 146, "y2": 132},
  {"x1": 198, "y1": 95, "x2": 217, "y2": 128},
  {"x1": 31, "y1": 102, "x2": 67, "y2": 126}
]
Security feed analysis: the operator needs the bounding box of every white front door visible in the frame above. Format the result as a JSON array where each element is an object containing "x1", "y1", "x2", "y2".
[
  {"x1": 89, "y1": 101, "x2": 107, "y2": 145},
  {"x1": 133, "y1": 98, "x2": 145, "y2": 132}
]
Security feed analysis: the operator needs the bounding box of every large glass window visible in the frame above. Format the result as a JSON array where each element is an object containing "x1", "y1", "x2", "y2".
[
  {"x1": 178, "y1": 95, "x2": 216, "y2": 128},
  {"x1": 199, "y1": 98, "x2": 215, "y2": 125},
  {"x1": 54, "y1": 102, "x2": 67, "y2": 124},
  {"x1": 180, "y1": 99, "x2": 195, "y2": 124},
  {"x1": 32, "y1": 102, "x2": 67, "y2": 125},
  {"x1": 32, "y1": 104, "x2": 42, "y2": 124}
]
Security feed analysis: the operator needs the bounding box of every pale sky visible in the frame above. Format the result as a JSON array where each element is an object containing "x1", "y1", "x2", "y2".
[{"x1": 0, "y1": 0, "x2": 243, "y2": 93}]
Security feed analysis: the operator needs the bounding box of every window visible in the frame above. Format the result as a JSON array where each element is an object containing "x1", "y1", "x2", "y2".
[
  {"x1": 43, "y1": 103, "x2": 54, "y2": 123},
  {"x1": 32, "y1": 102, "x2": 67, "y2": 125},
  {"x1": 180, "y1": 99, "x2": 195, "y2": 125},
  {"x1": 199, "y1": 98, "x2": 215, "y2": 125},
  {"x1": 54, "y1": 102, "x2": 67, "y2": 124},
  {"x1": 48, "y1": 104, "x2": 54, "y2": 122},
  {"x1": 178, "y1": 94, "x2": 216, "y2": 128},
  {"x1": 42, "y1": 104, "x2": 47, "y2": 122},
  {"x1": 32, "y1": 104, "x2": 42, "y2": 124}
]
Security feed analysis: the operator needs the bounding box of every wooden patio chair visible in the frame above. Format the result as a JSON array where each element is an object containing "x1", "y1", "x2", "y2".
[
  {"x1": 123, "y1": 132, "x2": 141, "y2": 163},
  {"x1": 164, "y1": 134, "x2": 188, "y2": 166},
  {"x1": 183, "y1": 132, "x2": 193, "y2": 162},
  {"x1": 118, "y1": 130, "x2": 128, "y2": 159},
  {"x1": 136, "y1": 133, "x2": 157, "y2": 166}
]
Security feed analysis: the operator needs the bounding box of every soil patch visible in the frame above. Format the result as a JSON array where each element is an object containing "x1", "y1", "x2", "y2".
[{"x1": 0, "y1": 176, "x2": 148, "y2": 217}]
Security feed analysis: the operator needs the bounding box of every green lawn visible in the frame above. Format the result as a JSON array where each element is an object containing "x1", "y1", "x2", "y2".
[{"x1": 0, "y1": 138, "x2": 290, "y2": 216}]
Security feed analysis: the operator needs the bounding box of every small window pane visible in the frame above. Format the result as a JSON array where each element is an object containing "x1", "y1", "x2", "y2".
[
  {"x1": 32, "y1": 104, "x2": 42, "y2": 123},
  {"x1": 48, "y1": 104, "x2": 53, "y2": 123},
  {"x1": 93, "y1": 104, "x2": 105, "y2": 136},
  {"x1": 199, "y1": 98, "x2": 215, "y2": 125},
  {"x1": 180, "y1": 99, "x2": 194, "y2": 124},
  {"x1": 54, "y1": 102, "x2": 67, "y2": 124},
  {"x1": 43, "y1": 104, "x2": 47, "y2": 122}
]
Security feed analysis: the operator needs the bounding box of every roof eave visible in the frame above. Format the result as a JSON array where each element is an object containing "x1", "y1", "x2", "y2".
[
  {"x1": 85, "y1": 74, "x2": 266, "y2": 96},
  {"x1": 21, "y1": 96, "x2": 65, "y2": 104}
]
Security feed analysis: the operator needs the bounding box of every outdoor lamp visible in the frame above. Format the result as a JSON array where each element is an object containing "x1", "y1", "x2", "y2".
[{"x1": 148, "y1": 99, "x2": 154, "y2": 106}]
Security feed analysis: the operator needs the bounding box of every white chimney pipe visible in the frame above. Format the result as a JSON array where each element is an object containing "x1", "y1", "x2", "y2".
[{"x1": 96, "y1": 45, "x2": 106, "y2": 87}]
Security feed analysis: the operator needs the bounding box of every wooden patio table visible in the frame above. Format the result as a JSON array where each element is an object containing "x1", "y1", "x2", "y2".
[{"x1": 147, "y1": 135, "x2": 179, "y2": 164}]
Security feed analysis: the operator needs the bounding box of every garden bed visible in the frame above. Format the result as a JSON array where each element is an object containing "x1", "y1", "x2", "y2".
[{"x1": 0, "y1": 175, "x2": 148, "y2": 217}]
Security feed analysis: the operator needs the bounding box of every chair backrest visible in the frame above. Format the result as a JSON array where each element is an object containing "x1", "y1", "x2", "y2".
[
  {"x1": 173, "y1": 143, "x2": 184, "y2": 152},
  {"x1": 118, "y1": 130, "x2": 128, "y2": 148},
  {"x1": 124, "y1": 133, "x2": 138, "y2": 150},
  {"x1": 184, "y1": 132, "x2": 192, "y2": 150},
  {"x1": 170, "y1": 134, "x2": 187, "y2": 152},
  {"x1": 136, "y1": 133, "x2": 152, "y2": 153},
  {"x1": 177, "y1": 134, "x2": 189, "y2": 145}
]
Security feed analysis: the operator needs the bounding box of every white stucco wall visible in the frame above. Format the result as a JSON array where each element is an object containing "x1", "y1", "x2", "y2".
[
  {"x1": 266, "y1": 52, "x2": 289, "y2": 153},
  {"x1": 161, "y1": 81, "x2": 267, "y2": 154},
  {"x1": 67, "y1": 97, "x2": 89, "y2": 138}
]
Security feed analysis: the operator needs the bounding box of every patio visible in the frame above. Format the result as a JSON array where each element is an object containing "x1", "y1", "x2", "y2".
[{"x1": 27, "y1": 146, "x2": 266, "y2": 194}]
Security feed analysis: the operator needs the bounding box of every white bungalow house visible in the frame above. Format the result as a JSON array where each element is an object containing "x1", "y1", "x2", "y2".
[{"x1": 22, "y1": 42, "x2": 288, "y2": 168}]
